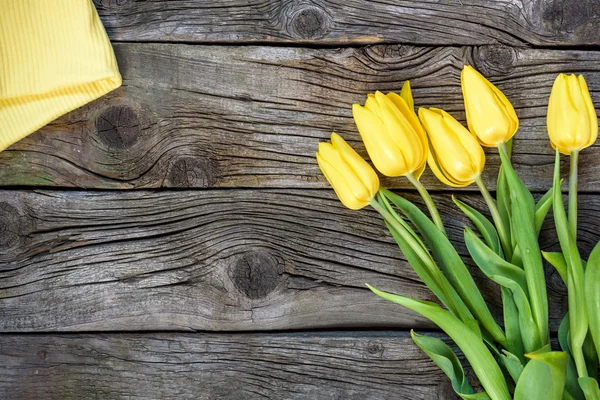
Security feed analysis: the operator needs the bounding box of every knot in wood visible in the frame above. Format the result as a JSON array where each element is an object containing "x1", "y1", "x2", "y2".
[
  {"x1": 231, "y1": 250, "x2": 282, "y2": 299},
  {"x1": 366, "y1": 45, "x2": 409, "y2": 62},
  {"x1": 96, "y1": 106, "x2": 141, "y2": 149},
  {"x1": 166, "y1": 157, "x2": 218, "y2": 188},
  {"x1": 0, "y1": 203, "x2": 22, "y2": 250},
  {"x1": 474, "y1": 45, "x2": 516, "y2": 76},
  {"x1": 285, "y1": 4, "x2": 331, "y2": 40},
  {"x1": 365, "y1": 341, "x2": 384, "y2": 357}
]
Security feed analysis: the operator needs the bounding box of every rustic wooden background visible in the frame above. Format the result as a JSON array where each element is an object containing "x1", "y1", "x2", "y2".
[{"x1": 1, "y1": 0, "x2": 599, "y2": 398}]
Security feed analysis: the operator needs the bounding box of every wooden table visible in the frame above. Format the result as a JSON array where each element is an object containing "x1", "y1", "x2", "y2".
[{"x1": 1, "y1": 1, "x2": 598, "y2": 398}]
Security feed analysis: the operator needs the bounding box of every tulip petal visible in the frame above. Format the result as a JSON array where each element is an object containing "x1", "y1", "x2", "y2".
[
  {"x1": 420, "y1": 107, "x2": 481, "y2": 186},
  {"x1": 413, "y1": 159, "x2": 427, "y2": 180},
  {"x1": 375, "y1": 91, "x2": 423, "y2": 171},
  {"x1": 317, "y1": 151, "x2": 366, "y2": 210},
  {"x1": 352, "y1": 103, "x2": 408, "y2": 177},
  {"x1": 317, "y1": 142, "x2": 371, "y2": 204},
  {"x1": 330, "y1": 132, "x2": 380, "y2": 197},
  {"x1": 427, "y1": 148, "x2": 466, "y2": 187},
  {"x1": 486, "y1": 80, "x2": 519, "y2": 139},
  {"x1": 400, "y1": 81, "x2": 415, "y2": 111},
  {"x1": 567, "y1": 74, "x2": 590, "y2": 149},
  {"x1": 462, "y1": 66, "x2": 515, "y2": 146},
  {"x1": 364, "y1": 94, "x2": 382, "y2": 119},
  {"x1": 386, "y1": 91, "x2": 429, "y2": 169},
  {"x1": 548, "y1": 74, "x2": 581, "y2": 154},
  {"x1": 578, "y1": 75, "x2": 598, "y2": 149},
  {"x1": 440, "y1": 110, "x2": 486, "y2": 176}
]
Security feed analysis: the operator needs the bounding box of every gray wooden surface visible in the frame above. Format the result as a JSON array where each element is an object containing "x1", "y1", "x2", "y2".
[
  {"x1": 0, "y1": 190, "x2": 576, "y2": 332},
  {"x1": 3, "y1": 43, "x2": 600, "y2": 191},
  {"x1": 0, "y1": 332, "x2": 458, "y2": 400},
  {"x1": 1, "y1": 0, "x2": 599, "y2": 398}
]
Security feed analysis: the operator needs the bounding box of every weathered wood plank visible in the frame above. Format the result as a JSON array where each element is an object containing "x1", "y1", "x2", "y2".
[
  {"x1": 93, "y1": 0, "x2": 600, "y2": 46},
  {"x1": 1, "y1": 43, "x2": 599, "y2": 191},
  {"x1": 0, "y1": 189, "x2": 575, "y2": 332},
  {"x1": 0, "y1": 332, "x2": 459, "y2": 399}
]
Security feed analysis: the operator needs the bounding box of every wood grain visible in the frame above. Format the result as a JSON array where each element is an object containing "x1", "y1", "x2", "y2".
[
  {"x1": 0, "y1": 189, "x2": 579, "y2": 332},
  {"x1": 0, "y1": 331, "x2": 461, "y2": 399},
  {"x1": 1, "y1": 43, "x2": 599, "y2": 191},
  {"x1": 93, "y1": 0, "x2": 600, "y2": 46}
]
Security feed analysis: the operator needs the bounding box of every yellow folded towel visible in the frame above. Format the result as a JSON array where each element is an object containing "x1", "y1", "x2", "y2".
[{"x1": 0, "y1": 0, "x2": 122, "y2": 151}]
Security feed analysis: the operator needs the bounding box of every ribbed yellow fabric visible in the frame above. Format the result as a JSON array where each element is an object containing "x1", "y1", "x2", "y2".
[{"x1": 0, "y1": 0, "x2": 122, "y2": 152}]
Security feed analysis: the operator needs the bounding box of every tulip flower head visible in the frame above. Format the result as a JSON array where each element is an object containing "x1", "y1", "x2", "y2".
[
  {"x1": 547, "y1": 73, "x2": 598, "y2": 155},
  {"x1": 352, "y1": 82, "x2": 428, "y2": 178},
  {"x1": 316, "y1": 133, "x2": 380, "y2": 210},
  {"x1": 419, "y1": 107, "x2": 485, "y2": 187},
  {"x1": 461, "y1": 65, "x2": 519, "y2": 147}
]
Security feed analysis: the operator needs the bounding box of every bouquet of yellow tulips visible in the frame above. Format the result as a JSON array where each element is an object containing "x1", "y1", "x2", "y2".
[{"x1": 316, "y1": 67, "x2": 600, "y2": 400}]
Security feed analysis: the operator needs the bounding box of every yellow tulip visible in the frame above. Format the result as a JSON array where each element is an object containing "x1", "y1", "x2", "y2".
[
  {"x1": 461, "y1": 65, "x2": 519, "y2": 146},
  {"x1": 418, "y1": 108, "x2": 486, "y2": 187},
  {"x1": 316, "y1": 132, "x2": 380, "y2": 210},
  {"x1": 352, "y1": 83, "x2": 428, "y2": 178},
  {"x1": 547, "y1": 73, "x2": 598, "y2": 154}
]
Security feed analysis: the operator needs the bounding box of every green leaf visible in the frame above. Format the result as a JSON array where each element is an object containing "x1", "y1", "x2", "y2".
[
  {"x1": 543, "y1": 252, "x2": 568, "y2": 286},
  {"x1": 366, "y1": 284, "x2": 511, "y2": 400},
  {"x1": 458, "y1": 392, "x2": 492, "y2": 399},
  {"x1": 583, "y1": 332, "x2": 598, "y2": 380},
  {"x1": 514, "y1": 346, "x2": 568, "y2": 400},
  {"x1": 565, "y1": 391, "x2": 580, "y2": 400},
  {"x1": 379, "y1": 194, "x2": 424, "y2": 247},
  {"x1": 411, "y1": 331, "x2": 474, "y2": 393},
  {"x1": 578, "y1": 378, "x2": 600, "y2": 400},
  {"x1": 511, "y1": 245, "x2": 524, "y2": 269},
  {"x1": 411, "y1": 331, "x2": 490, "y2": 399},
  {"x1": 453, "y1": 196, "x2": 502, "y2": 256},
  {"x1": 552, "y1": 150, "x2": 588, "y2": 377},
  {"x1": 559, "y1": 313, "x2": 574, "y2": 354},
  {"x1": 376, "y1": 194, "x2": 478, "y2": 328},
  {"x1": 585, "y1": 240, "x2": 600, "y2": 364},
  {"x1": 381, "y1": 188, "x2": 506, "y2": 345},
  {"x1": 559, "y1": 314, "x2": 586, "y2": 400},
  {"x1": 384, "y1": 219, "x2": 474, "y2": 325},
  {"x1": 501, "y1": 288, "x2": 525, "y2": 364},
  {"x1": 499, "y1": 148, "x2": 549, "y2": 346},
  {"x1": 465, "y1": 228, "x2": 542, "y2": 353},
  {"x1": 500, "y1": 350, "x2": 524, "y2": 383},
  {"x1": 535, "y1": 186, "x2": 554, "y2": 237}
]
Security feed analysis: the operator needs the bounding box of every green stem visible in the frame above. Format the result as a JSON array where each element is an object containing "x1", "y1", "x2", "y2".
[
  {"x1": 569, "y1": 150, "x2": 579, "y2": 243},
  {"x1": 369, "y1": 197, "x2": 436, "y2": 269},
  {"x1": 406, "y1": 173, "x2": 447, "y2": 236},
  {"x1": 475, "y1": 175, "x2": 512, "y2": 260},
  {"x1": 499, "y1": 142, "x2": 510, "y2": 159},
  {"x1": 573, "y1": 346, "x2": 588, "y2": 379}
]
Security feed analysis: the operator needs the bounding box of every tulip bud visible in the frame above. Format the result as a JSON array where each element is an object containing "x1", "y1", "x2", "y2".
[
  {"x1": 418, "y1": 108, "x2": 485, "y2": 187},
  {"x1": 547, "y1": 73, "x2": 598, "y2": 154},
  {"x1": 352, "y1": 84, "x2": 428, "y2": 178},
  {"x1": 316, "y1": 133, "x2": 380, "y2": 210},
  {"x1": 461, "y1": 65, "x2": 519, "y2": 146}
]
